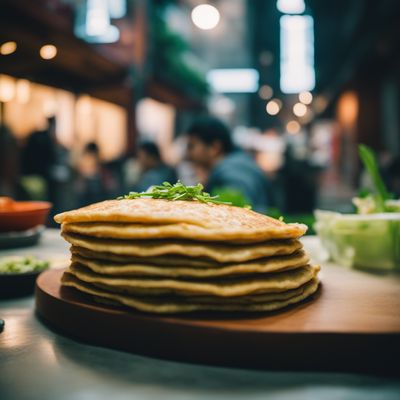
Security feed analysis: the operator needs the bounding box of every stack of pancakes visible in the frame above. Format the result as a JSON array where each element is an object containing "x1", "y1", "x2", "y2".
[{"x1": 55, "y1": 199, "x2": 320, "y2": 314}]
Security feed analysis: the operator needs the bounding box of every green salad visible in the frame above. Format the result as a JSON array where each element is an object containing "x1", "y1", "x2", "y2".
[
  {"x1": 315, "y1": 145, "x2": 400, "y2": 270},
  {"x1": 353, "y1": 145, "x2": 400, "y2": 214},
  {"x1": 0, "y1": 256, "x2": 49, "y2": 274}
]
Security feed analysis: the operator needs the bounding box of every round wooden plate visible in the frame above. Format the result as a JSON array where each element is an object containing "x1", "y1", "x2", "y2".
[{"x1": 35, "y1": 267, "x2": 400, "y2": 374}]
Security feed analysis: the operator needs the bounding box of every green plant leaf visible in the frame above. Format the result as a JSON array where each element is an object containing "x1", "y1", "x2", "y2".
[{"x1": 358, "y1": 144, "x2": 393, "y2": 212}]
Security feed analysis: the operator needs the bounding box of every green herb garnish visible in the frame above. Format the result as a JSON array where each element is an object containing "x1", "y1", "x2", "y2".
[
  {"x1": 118, "y1": 181, "x2": 232, "y2": 205},
  {"x1": 358, "y1": 144, "x2": 393, "y2": 212}
]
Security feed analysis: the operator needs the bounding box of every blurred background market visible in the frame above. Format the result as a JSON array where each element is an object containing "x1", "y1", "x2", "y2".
[{"x1": 1, "y1": 0, "x2": 400, "y2": 228}]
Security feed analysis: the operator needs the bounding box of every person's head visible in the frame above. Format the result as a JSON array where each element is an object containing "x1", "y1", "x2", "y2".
[
  {"x1": 185, "y1": 116, "x2": 233, "y2": 169},
  {"x1": 0, "y1": 124, "x2": 19, "y2": 184},
  {"x1": 137, "y1": 141, "x2": 162, "y2": 171},
  {"x1": 78, "y1": 142, "x2": 100, "y2": 177}
]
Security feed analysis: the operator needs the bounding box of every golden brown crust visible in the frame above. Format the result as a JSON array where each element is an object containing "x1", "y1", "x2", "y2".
[
  {"x1": 55, "y1": 199, "x2": 307, "y2": 242},
  {"x1": 62, "y1": 273, "x2": 319, "y2": 313}
]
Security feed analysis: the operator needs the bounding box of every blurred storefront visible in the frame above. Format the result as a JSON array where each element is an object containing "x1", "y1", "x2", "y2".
[
  {"x1": 1, "y1": 0, "x2": 400, "y2": 214},
  {"x1": 0, "y1": 75, "x2": 127, "y2": 161}
]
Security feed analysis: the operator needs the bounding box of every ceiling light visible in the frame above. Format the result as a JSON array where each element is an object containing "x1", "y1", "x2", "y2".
[
  {"x1": 293, "y1": 102, "x2": 307, "y2": 117},
  {"x1": 276, "y1": 0, "x2": 305, "y2": 14},
  {"x1": 191, "y1": 4, "x2": 220, "y2": 30},
  {"x1": 207, "y1": 69, "x2": 259, "y2": 93},
  {"x1": 299, "y1": 91, "x2": 313, "y2": 104},
  {"x1": 280, "y1": 15, "x2": 315, "y2": 93},
  {"x1": 108, "y1": 0, "x2": 126, "y2": 19},
  {"x1": 286, "y1": 120, "x2": 300, "y2": 134},
  {"x1": 0, "y1": 41, "x2": 17, "y2": 55},
  {"x1": 40, "y1": 45, "x2": 57, "y2": 60},
  {"x1": 266, "y1": 100, "x2": 281, "y2": 115}
]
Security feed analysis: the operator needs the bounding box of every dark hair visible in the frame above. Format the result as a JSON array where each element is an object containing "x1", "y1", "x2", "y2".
[
  {"x1": 84, "y1": 142, "x2": 99, "y2": 154},
  {"x1": 186, "y1": 116, "x2": 233, "y2": 154},
  {"x1": 138, "y1": 141, "x2": 161, "y2": 160}
]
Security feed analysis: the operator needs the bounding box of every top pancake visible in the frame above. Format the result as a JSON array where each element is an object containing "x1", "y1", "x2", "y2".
[{"x1": 55, "y1": 199, "x2": 307, "y2": 242}]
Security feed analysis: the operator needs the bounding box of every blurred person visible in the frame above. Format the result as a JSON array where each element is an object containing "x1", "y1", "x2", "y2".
[
  {"x1": 185, "y1": 116, "x2": 269, "y2": 212},
  {"x1": 0, "y1": 124, "x2": 25, "y2": 199},
  {"x1": 281, "y1": 144, "x2": 319, "y2": 214},
  {"x1": 22, "y1": 117, "x2": 71, "y2": 212},
  {"x1": 75, "y1": 142, "x2": 110, "y2": 207},
  {"x1": 134, "y1": 141, "x2": 177, "y2": 192}
]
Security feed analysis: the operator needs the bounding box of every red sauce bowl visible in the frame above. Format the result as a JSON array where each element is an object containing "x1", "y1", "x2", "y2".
[{"x1": 0, "y1": 197, "x2": 52, "y2": 232}]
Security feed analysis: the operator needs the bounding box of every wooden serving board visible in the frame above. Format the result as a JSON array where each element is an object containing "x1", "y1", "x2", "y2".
[{"x1": 35, "y1": 267, "x2": 400, "y2": 374}]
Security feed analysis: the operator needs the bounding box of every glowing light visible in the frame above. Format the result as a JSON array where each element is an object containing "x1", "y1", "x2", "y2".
[
  {"x1": 293, "y1": 102, "x2": 307, "y2": 117},
  {"x1": 259, "y1": 85, "x2": 273, "y2": 100},
  {"x1": 266, "y1": 100, "x2": 281, "y2": 115},
  {"x1": 74, "y1": 0, "x2": 119, "y2": 43},
  {"x1": 0, "y1": 41, "x2": 17, "y2": 55},
  {"x1": 209, "y1": 95, "x2": 235, "y2": 115},
  {"x1": 86, "y1": 0, "x2": 110, "y2": 36},
  {"x1": 191, "y1": 4, "x2": 220, "y2": 30},
  {"x1": 16, "y1": 79, "x2": 31, "y2": 104},
  {"x1": 108, "y1": 0, "x2": 126, "y2": 19},
  {"x1": 0, "y1": 75, "x2": 15, "y2": 102},
  {"x1": 77, "y1": 95, "x2": 93, "y2": 115},
  {"x1": 277, "y1": 0, "x2": 305, "y2": 14},
  {"x1": 299, "y1": 91, "x2": 312, "y2": 104},
  {"x1": 40, "y1": 45, "x2": 57, "y2": 60},
  {"x1": 286, "y1": 120, "x2": 301, "y2": 134},
  {"x1": 207, "y1": 69, "x2": 259, "y2": 93},
  {"x1": 43, "y1": 95, "x2": 57, "y2": 117},
  {"x1": 337, "y1": 91, "x2": 358, "y2": 128},
  {"x1": 280, "y1": 15, "x2": 315, "y2": 94}
]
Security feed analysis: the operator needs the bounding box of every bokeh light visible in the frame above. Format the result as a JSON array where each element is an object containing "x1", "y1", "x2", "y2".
[
  {"x1": 191, "y1": 4, "x2": 220, "y2": 30},
  {"x1": 40, "y1": 44, "x2": 57, "y2": 60},
  {"x1": 286, "y1": 120, "x2": 301, "y2": 134}
]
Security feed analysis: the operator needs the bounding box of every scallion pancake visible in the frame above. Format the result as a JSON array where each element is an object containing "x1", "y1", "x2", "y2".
[
  {"x1": 62, "y1": 272, "x2": 319, "y2": 313},
  {"x1": 70, "y1": 242, "x2": 303, "y2": 268},
  {"x1": 67, "y1": 262, "x2": 320, "y2": 297},
  {"x1": 63, "y1": 233, "x2": 303, "y2": 263},
  {"x1": 71, "y1": 250, "x2": 309, "y2": 279},
  {"x1": 55, "y1": 198, "x2": 307, "y2": 242}
]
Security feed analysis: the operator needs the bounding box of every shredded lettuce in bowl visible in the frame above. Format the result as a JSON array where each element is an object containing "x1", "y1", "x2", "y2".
[
  {"x1": 315, "y1": 145, "x2": 400, "y2": 270},
  {"x1": 352, "y1": 144, "x2": 398, "y2": 214}
]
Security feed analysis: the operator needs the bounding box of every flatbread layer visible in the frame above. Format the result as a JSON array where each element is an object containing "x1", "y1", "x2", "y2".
[
  {"x1": 55, "y1": 199, "x2": 307, "y2": 242},
  {"x1": 70, "y1": 242, "x2": 303, "y2": 268},
  {"x1": 66, "y1": 262, "x2": 320, "y2": 297},
  {"x1": 63, "y1": 233, "x2": 303, "y2": 263},
  {"x1": 71, "y1": 250, "x2": 310, "y2": 279},
  {"x1": 62, "y1": 220, "x2": 302, "y2": 244},
  {"x1": 62, "y1": 272, "x2": 319, "y2": 313}
]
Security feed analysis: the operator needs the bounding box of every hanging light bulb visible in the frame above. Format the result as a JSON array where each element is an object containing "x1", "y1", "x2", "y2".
[{"x1": 191, "y1": 4, "x2": 220, "y2": 30}]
